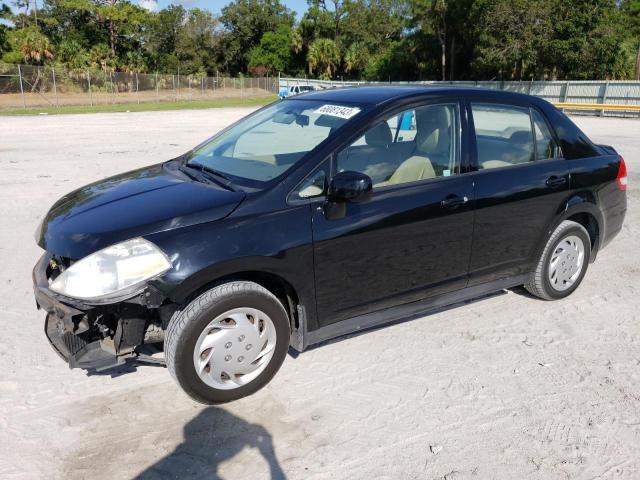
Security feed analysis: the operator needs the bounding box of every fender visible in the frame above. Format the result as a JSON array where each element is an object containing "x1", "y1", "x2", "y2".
[
  {"x1": 535, "y1": 191, "x2": 604, "y2": 263},
  {"x1": 144, "y1": 204, "x2": 319, "y2": 332},
  {"x1": 166, "y1": 256, "x2": 315, "y2": 322}
]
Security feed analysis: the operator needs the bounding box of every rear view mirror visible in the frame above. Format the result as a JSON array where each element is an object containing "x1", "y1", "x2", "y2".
[
  {"x1": 296, "y1": 115, "x2": 310, "y2": 127},
  {"x1": 315, "y1": 115, "x2": 344, "y2": 129}
]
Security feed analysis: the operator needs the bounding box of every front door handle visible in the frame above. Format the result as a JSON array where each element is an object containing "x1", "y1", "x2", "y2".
[
  {"x1": 546, "y1": 176, "x2": 567, "y2": 188},
  {"x1": 441, "y1": 195, "x2": 469, "y2": 209}
]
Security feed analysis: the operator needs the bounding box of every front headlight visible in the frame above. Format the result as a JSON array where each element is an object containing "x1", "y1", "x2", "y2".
[{"x1": 50, "y1": 237, "x2": 171, "y2": 302}]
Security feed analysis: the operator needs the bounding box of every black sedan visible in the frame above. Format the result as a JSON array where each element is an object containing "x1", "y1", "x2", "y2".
[{"x1": 33, "y1": 86, "x2": 627, "y2": 404}]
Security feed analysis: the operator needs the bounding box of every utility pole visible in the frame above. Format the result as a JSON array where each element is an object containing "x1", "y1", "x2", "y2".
[{"x1": 636, "y1": 43, "x2": 640, "y2": 81}]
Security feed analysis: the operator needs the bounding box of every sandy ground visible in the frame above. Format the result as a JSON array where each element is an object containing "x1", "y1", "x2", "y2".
[{"x1": 0, "y1": 109, "x2": 638, "y2": 480}]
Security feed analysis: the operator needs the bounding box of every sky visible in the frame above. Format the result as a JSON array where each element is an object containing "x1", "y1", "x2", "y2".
[{"x1": 138, "y1": 0, "x2": 310, "y2": 18}]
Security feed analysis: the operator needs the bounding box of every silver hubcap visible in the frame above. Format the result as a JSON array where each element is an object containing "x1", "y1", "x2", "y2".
[
  {"x1": 548, "y1": 234, "x2": 585, "y2": 292},
  {"x1": 193, "y1": 307, "x2": 277, "y2": 390}
]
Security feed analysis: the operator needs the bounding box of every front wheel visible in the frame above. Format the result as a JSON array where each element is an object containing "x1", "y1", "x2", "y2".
[
  {"x1": 525, "y1": 220, "x2": 591, "y2": 300},
  {"x1": 165, "y1": 281, "x2": 290, "y2": 404}
]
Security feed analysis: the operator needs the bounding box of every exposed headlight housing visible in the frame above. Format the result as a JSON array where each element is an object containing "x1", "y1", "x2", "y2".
[{"x1": 49, "y1": 238, "x2": 171, "y2": 302}]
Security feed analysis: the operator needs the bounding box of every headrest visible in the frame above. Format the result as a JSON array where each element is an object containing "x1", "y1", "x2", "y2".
[
  {"x1": 416, "y1": 106, "x2": 450, "y2": 130},
  {"x1": 365, "y1": 122, "x2": 392, "y2": 147},
  {"x1": 510, "y1": 130, "x2": 533, "y2": 145},
  {"x1": 415, "y1": 106, "x2": 451, "y2": 153}
]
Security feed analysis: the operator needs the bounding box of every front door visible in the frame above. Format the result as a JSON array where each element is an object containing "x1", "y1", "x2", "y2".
[{"x1": 311, "y1": 101, "x2": 475, "y2": 327}]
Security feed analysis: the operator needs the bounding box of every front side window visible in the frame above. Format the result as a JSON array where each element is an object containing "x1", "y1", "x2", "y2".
[
  {"x1": 336, "y1": 103, "x2": 459, "y2": 188},
  {"x1": 186, "y1": 100, "x2": 362, "y2": 184},
  {"x1": 386, "y1": 110, "x2": 418, "y2": 143}
]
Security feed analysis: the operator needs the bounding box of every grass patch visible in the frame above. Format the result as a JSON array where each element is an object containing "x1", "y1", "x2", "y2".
[{"x1": 0, "y1": 96, "x2": 277, "y2": 116}]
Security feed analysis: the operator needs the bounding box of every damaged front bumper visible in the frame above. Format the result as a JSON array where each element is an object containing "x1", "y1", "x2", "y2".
[{"x1": 33, "y1": 253, "x2": 172, "y2": 371}]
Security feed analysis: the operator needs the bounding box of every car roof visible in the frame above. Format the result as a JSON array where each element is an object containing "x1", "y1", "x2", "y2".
[{"x1": 289, "y1": 85, "x2": 542, "y2": 107}]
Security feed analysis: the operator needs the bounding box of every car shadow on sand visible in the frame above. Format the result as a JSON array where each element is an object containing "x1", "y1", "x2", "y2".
[{"x1": 135, "y1": 406, "x2": 287, "y2": 480}]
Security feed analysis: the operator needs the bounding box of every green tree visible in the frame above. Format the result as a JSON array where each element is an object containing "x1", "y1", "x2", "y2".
[
  {"x1": 39, "y1": 0, "x2": 150, "y2": 71},
  {"x1": 91, "y1": 0, "x2": 149, "y2": 57},
  {"x1": 56, "y1": 37, "x2": 91, "y2": 68},
  {"x1": 0, "y1": 3, "x2": 11, "y2": 57},
  {"x1": 343, "y1": 42, "x2": 368, "y2": 77},
  {"x1": 88, "y1": 42, "x2": 116, "y2": 69},
  {"x1": 621, "y1": 0, "x2": 640, "y2": 78},
  {"x1": 220, "y1": 0, "x2": 295, "y2": 73},
  {"x1": 174, "y1": 9, "x2": 221, "y2": 74},
  {"x1": 143, "y1": 5, "x2": 187, "y2": 73},
  {"x1": 411, "y1": 0, "x2": 448, "y2": 80},
  {"x1": 546, "y1": 0, "x2": 626, "y2": 79},
  {"x1": 307, "y1": 37, "x2": 340, "y2": 78},
  {"x1": 5, "y1": 25, "x2": 54, "y2": 64},
  {"x1": 248, "y1": 25, "x2": 293, "y2": 74},
  {"x1": 470, "y1": 0, "x2": 552, "y2": 80},
  {"x1": 0, "y1": 0, "x2": 635, "y2": 81},
  {"x1": 341, "y1": 0, "x2": 407, "y2": 51}
]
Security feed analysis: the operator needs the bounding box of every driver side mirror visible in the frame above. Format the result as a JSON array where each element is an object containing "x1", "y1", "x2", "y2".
[{"x1": 328, "y1": 171, "x2": 373, "y2": 203}]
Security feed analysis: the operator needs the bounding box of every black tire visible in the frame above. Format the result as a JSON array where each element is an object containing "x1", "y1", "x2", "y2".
[
  {"x1": 525, "y1": 220, "x2": 591, "y2": 300},
  {"x1": 165, "y1": 281, "x2": 290, "y2": 404}
]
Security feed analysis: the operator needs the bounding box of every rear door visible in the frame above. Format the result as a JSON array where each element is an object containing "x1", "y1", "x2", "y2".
[
  {"x1": 310, "y1": 100, "x2": 475, "y2": 326},
  {"x1": 467, "y1": 101, "x2": 569, "y2": 285}
]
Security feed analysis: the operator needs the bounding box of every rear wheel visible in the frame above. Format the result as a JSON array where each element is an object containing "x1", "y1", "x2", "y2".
[
  {"x1": 525, "y1": 220, "x2": 591, "y2": 300},
  {"x1": 165, "y1": 281, "x2": 290, "y2": 404}
]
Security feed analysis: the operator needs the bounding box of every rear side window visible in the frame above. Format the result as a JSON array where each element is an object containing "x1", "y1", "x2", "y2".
[{"x1": 471, "y1": 104, "x2": 535, "y2": 170}]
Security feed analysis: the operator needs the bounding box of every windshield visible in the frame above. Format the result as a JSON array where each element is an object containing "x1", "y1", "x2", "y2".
[{"x1": 186, "y1": 100, "x2": 362, "y2": 183}]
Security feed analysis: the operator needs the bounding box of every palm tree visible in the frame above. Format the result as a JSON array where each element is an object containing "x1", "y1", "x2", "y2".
[
  {"x1": 344, "y1": 42, "x2": 369, "y2": 77},
  {"x1": 15, "y1": 26, "x2": 54, "y2": 64},
  {"x1": 307, "y1": 38, "x2": 341, "y2": 79},
  {"x1": 291, "y1": 27, "x2": 304, "y2": 55}
]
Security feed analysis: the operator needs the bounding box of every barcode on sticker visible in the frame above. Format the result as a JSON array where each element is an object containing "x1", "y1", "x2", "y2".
[{"x1": 314, "y1": 105, "x2": 361, "y2": 119}]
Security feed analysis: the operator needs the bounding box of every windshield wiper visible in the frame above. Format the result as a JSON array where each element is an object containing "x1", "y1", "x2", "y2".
[
  {"x1": 183, "y1": 162, "x2": 236, "y2": 191},
  {"x1": 178, "y1": 164, "x2": 205, "y2": 183}
]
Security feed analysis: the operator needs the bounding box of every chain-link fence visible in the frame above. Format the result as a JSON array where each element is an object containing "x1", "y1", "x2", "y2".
[{"x1": 0, "y1": 63, "x2": 279, "y2": 110}]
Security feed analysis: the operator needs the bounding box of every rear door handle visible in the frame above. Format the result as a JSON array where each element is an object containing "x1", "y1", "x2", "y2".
[
  {"x1": 546, "y1": 176, "x2": 567, "y2": 188},
  {"x1": 441, "y1": 195, "x2": 469, "y2": 209}
]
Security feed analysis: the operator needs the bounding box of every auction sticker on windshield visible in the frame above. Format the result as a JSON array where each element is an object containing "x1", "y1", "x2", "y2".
[{"x1": 314, "y1": 104, "x2": 361, "y2": 119}]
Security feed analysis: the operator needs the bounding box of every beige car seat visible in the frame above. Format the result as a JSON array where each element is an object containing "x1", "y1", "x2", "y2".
[{"x1": 380, "y1": 106, "x2": 451, "y2": 186}]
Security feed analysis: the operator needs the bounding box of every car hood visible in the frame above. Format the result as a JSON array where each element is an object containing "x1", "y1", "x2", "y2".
[{"x1": 37, "y1": 162, "x2": 246, "y2": 259}]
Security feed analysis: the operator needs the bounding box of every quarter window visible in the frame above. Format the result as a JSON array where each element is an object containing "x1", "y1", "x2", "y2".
[
  {"x1": 296, "y1": 169, "x2": 327, "y2": 199},
  {"x1": 532, "y1": 109, "x2": 559, "y2": 160},
  {"x1": 336, "y1": 103, "x2": 459, "y2": 188}
]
